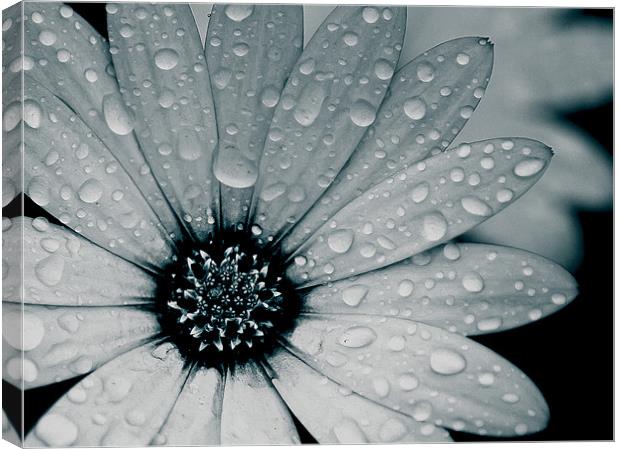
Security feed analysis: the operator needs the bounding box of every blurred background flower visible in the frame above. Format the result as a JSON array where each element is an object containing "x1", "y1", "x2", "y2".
[{"x1": 299, "y1": 6, "x2": 613, "y2": 271}]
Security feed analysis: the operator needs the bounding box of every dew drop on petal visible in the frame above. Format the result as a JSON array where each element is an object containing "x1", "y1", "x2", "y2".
[
  {"x1": 514, "y1": 158, "x2": 546, "y2": 177},
  {"x1": 412, "y1": 401, "x2": 433, "y2": 421},
  {"x1": 398, "y1": 373, "x2": 419, "y2": 391},
  {"x1": 102, "y1": 94, "x2": 134, "y2": 135},
  {"x1": 362, "y1": 7, "x2": 380, "y2": 24},
  {"x1": 35, "y1": 414, "x2": 78, "y2": 446},
  {"x1": 403, "y1": 97, "x2": 426, "y2": 120},
  {"x1": 430, "y1": 348, "x2": 467, "y2": 375},
  {"x1": 338, "y1": 326, "x2": 377, "y2": 348},
  {"x1": 461, "y1": 196, "x2": 493, "y2": 216},
  {"x1": 477, "y1": 316, "x2": 502, "y2": 332},
  {"x1": 462, "y1": 272, "x2": 485, "y2": 292},
  {"x1": 78, "y1": 179, "x2": 104, "y2": 203},
  {"x1": 397, "y1": 279, "x2": 414, "y2": 297},
  {"x1": 416, "y1": 62, "x2": 435, "y2": 82},
  {"x1": 35, "y1": 255, "x2": 65, "y2": 288},
  {"x1": 224, "y1": 4, "x2": 254, "y2": 22},
  {"x1": 327, "y1": 229, "x2": 354, "y2": 254},
  {"x1": 374, "y1": 58, "x2": 394, "y2": 80},
  {"x1": 154, "y1": 48, "x2": 179, "y2": 70},
  {"x1": 342, "y1": 284, "x2": 368, "y2": 307},
  {"x1": 333, "y1": 419, "x2": 368, "y2": 443},
  {"x1": 350, "y1": 99, "x2": 376, "y2": 127},
  {"x1": 378, "y1": 418, "x2": 408, "y2": 442},
  {"x1": 421, "y1": 212, "x2": 448, "y2": 242},
  {"x1": 38, "y1": 30, "x2": 57, "y2": 46},
  {"x1": 214, "y1": 146, "x2": 258, "y2": 188}
]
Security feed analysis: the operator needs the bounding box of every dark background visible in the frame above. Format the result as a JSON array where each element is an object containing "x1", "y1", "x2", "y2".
[{"x1": 3, "y1": 4, "x2": 613, "y2": 443}]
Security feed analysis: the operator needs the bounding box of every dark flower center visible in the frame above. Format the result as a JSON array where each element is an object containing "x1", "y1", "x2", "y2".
[{"x1": 157, "y1": 234, "x2": 299, "y2": 366}]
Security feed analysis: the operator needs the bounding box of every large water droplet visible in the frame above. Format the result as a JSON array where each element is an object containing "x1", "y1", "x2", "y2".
[
  {"x1": 461, "y1": 196, "x2": 492, "y2": 216},
  {"x1": 421, "y1": 212, "x2": 448, "y2": 242},
  {"x1": 23, "y1": 100, "x2": 43, "y2": 128},
  {"x1": 154, "y1": 48, "x2": 179, "y2": 70},
  {"x1": 374, "y1": 59, "x2": 394, "y2": 80},
  {"x1": 102, "y1": 94, "x2": 135, "y2": 135},
  {"x1": 462, "y1": 272, "x2": 484, "y2": 292},
  {"x1": 403, "y1": 97, "x2": 426, "y2": 120},
  {"x1": 35, "y1": 414, "x2": 78, "y2": 446},
  {"x1": 177, "y1": 127, "x2": 202, "y2": 161},
  {"x1": 224, "y1": 4, "x2": 254, "y2": 22},
  {"x1": 338, "y1": 326, "x2": 377, "y2": 348},
  {"x1": 341, "y1": 284, "x2": 368, "y2": 307},
  {"x1": 378, "y1": 419, "x2": 408, "y2": 442},
  {"x1": 416, "y1": 62, "x2": 435, "y2": 82},
  {"x1": 327, "y1": 229, "x2": 354, "y2": 254},
  {"x1": 430, "y1": 348, "x2": 467, "y2": 375},
  {"x1": 35, "y1": 255, "x2": 65, "y2": 287},
  {"x1": 514, "y1": 158, "x2": 545, "y2": 177},
  {"x1": 333, "y1": 419, "x2": 368, "y2": 443},
  {"x1": 350, "y1": 99, "x2": 376, "y2": 127},
  {"x1": 214, "y1": 146, "x2": 258, "y2": 188},
  {"x1": 78, "y1": 179, "x2": 104, "y2": 203}
]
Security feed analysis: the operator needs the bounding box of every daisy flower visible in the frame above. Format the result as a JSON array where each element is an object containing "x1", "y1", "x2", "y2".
[{"x1": 2, "y1": 2, "x2": 578, "y2": 446}]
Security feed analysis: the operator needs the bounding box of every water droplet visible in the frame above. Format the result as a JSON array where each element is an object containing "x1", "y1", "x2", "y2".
[
  {"x1": 78, "y1": 179, "x2": 104, "y2": 203},
  {"x1": 35, "y1": 255, "x2": 65, "y2": 287},
  {"x1": 430, "y1": 348, "x2": 466, "y2": 375},
  {"x1": 3, "y1": 101, "x2": 21, "y2": 132},
  {"x1": 403, "y1": 97, "x2": 426, "y2": 120},
  {"x1": 461, "y1": 196, "x2": 492, "y2": 216},
  {"x1": 398, "y1": 373, "x2": 419, "y2": 391},
  {"x1": 378, "y1": 418, "x2": 408, "y2": 442},
  {"x1": 23, "y1": 100, "x2": 43, "y2": 129},
  {"x1": 214, "y1": 146, "x2": 258, "y2": 188},
  {"x1": 362, "y1": 7, "x2": 380, "y2": 24},
  {"x1": 551, "y1": 293, "x2": 567, "y2": 305},
  {"x1": 338, "y1": 326, "x2": 377, "y2": 348},
  {"x1": 102, "y1": 94, "x2": 135, "y2": 135},
  {"x1": 397, "y1": 279, "x2": 414, "y2": 297},
  {"x1": 372, "y1": 377, "x2": 391, "y2": 397},
  {"x1": 35, "y1": 414, "x2": 78, "y2": 446},
  {"x1": 154, "y1": 48, "x2": 179, "y2": 70},
  {"x1": 327, "y1": 229, "x2": 354, "y2": 254},
  {"x1": 477, "y1": 316, "x2": 502, "y2": 332},
  {"x1": 177, "y1": 127, "x2": 202, "y2": 161},
  {"x1": 224, "y1": 4, "x2": 254, "y2": 22},
  {"x1": 294, "y1": 85, "x2": 325, "y2": 127},
  {"x1": 260, "y1": 183, "x2": 286, "y2": 202},
  {"x1": 514, "y1": 158, "x2": 545, "y2": 177},
  {"x1": 374, "y1": 59, "x2": 394, "y2": 80},
  {"x1": 343, "y1": 32, "x2": 359, "y2": 46},
  {"x1": 462, "y1": 272, "x2": 484, "y2": 292},
  {"x1": 456, "y1": 52, "x2": 470, "y2": 65},
  {"x1": 350, "y1": 99, "x2": 376, "y2": 127},
  {"x1": 387, "y1": 335, "x2": 406, "y2": 351},
  {"x1": 416, "y1": 62, "x2": 435, "y2": 82},
  {"x1": 105, "y1": 375, "x2": 132, "y2": 402},
  {"x1": 299, "y1": 58, "x2": 315, "y2": 75},
  {"x1": 421, "y1": 212, "x2": 448, "y2": 242},
  {"x1": 477, "y1": 372, "x2": 495, "y2": 386},
  {"x1": 333, "y1": 419, "x2": 367, "y2": 443},
  {"x1": 502, "y1": 393, "x2": 520, "y2": 404},
  {"x1": 260, "y1": 86, "x2": 280, "y2": 108},
  {"x1": 38, "y1": 30, "x2": 57, "y2": 46},
  {"x1": 412, "y1": 401, "x2": 433, "y2": 421},
  {"x1": 496, "y1": 188, "x2": 514, "y2": 203},
  {"x1": 27, "y1": 177, "x2": 50, "y2": 206},
  {"x1": 84, "y1": 68, "x2": 98, "y2": 83},
  {"x1": 342, "y1": 285, "x2": 368, "y2": 307}
]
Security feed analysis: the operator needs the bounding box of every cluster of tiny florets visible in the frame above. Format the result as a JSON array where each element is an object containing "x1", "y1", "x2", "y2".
[{"x1": 165, "y1": 244, "x2": 287, "y2": 356}]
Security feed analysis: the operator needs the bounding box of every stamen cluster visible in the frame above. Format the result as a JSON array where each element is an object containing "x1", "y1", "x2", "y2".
[{"x1": 162, "y1": 241, "x2": 291, "y2": 361}]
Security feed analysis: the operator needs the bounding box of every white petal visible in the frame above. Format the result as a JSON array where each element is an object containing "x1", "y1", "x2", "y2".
[
  {"x1": 302, "y1": 242, "x2": 577, "y2": 335},
  {"x1": 220, "y1": 362, "x2": 300, "y2": 444},
  {"x1": 3, "y1": 217, "x2": 156, "y2": 306},
  {"x1": 3, "y1": 410, "x2": 20, "y2": 446},
  {"x1": 107, "y1": 3, "x2": 219, "y2": 240},
  {"x1": 21, "y1": 3, "x2": 181, "y2": 235},
  {"x1": 23, "y1": 79, "x2": 175, "y2": 271},
  {"x1": 283, "y1": 37, "x2": 494, "y2": 254},
  {"x1": 284, "y1": 315, "x2": 549, "y2": 437},
  {"x1": 155, "y1": 366, "x2": 223, "y2": 445},
  {"x1": 206, "y1": 4, "x2": 303, "y2": 228},
  {"x1": 267, "y1": 348, "x2": 452, "y2": 443},
  {"x1": 250, "y1": 6, "x2": 406, "y2": 241},
  {"x1": 2, "y1": 303, "x2": 159, "y2": 389},
  {"x1": 24, "y1": 342, "x2": 187, "y2": 447},
  {"x1": 287, "y1": 138, "x2": 552, "y2": 286},
  {"x1": 2, "y1": 6, "x2": 23, "y2": 206}
]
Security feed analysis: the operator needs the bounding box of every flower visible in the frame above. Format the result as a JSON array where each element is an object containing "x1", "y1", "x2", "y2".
[{"x1": 2, "y1": 2, "x2": 578, "y2": 446}]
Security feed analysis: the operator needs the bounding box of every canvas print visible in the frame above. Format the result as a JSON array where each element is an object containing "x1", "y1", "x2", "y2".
[{"x1": 1, "y1": 1, "x2": 613, "y2": 446}]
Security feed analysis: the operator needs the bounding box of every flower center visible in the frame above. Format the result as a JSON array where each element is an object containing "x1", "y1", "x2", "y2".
[{"x1": 157, "y1": 235, "x2": 298, "y2": 365}]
